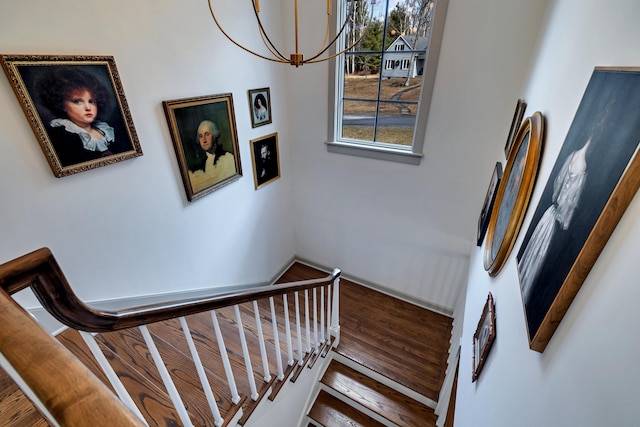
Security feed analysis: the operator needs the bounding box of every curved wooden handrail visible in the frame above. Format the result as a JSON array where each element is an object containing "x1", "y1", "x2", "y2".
[
  {"x1": 0, "y1": 288, "x2": 145, "y2": 426},
  {"x1": 0, "y1": 247, "x2": 341, "y2": 332}
]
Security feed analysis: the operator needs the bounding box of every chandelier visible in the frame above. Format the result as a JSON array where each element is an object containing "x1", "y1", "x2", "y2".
[{"x1": 207, "y1": 0, "x2": 365, "y2": 67}]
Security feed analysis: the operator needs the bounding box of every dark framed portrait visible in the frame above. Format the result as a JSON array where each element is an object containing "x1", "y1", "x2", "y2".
[
  {"x1": 472, "y1": 293, "x2": 496, "y2": 382},
  {"x1": 250, "y1": 132, "x2": 280, "y2": 189},
  {"x1": 504, "y1": 98, "x2": 527, "y2": 158},
  {"x1": 477, "y1": 162, "x2": 503, "y2": 247},
  {"x1": 248, "y1": 87, "x2": 272, "y2": 128},
  {"x1": 484, "y1": 112, "x2": 544, "y2": 276},
  {"x1": 0, "y1": 54, "x2": 142, "y2": 177},
  {"x1": 517, "y1": 68, "x2": 640, "y2": 352},
  {"x1": 163, "y1": 93, "x2": 242, "y2": 201}
]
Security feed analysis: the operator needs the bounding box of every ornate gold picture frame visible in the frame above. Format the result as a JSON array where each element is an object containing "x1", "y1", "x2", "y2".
[
  {"x1": 484, "y1": 112, "x2": 544, "y2": 276},
  {"x1": 0, "y1": 54, "x2": 142, "y2": 177}
]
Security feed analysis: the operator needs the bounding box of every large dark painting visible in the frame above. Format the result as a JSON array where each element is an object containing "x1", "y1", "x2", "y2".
[{"x1": 517, "y1": 67, "x2": 640, "y2": 352}]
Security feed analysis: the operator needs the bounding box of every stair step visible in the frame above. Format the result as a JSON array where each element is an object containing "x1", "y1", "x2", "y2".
[
  {"x1": 320, "y1": 360, "x2": 436, "y2": 427},
  {"x1": 308, "y1": 389, "x2": 386, "y2": 427}
]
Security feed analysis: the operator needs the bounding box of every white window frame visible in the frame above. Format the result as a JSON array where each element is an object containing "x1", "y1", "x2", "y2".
[{"x1": 327, "y1": 0, "x2": 449, "y2": 165}]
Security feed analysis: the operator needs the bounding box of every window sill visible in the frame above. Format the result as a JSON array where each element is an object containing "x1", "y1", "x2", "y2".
[{"x1": 325, "y1": 140, "x2": 423, "y2": 165}]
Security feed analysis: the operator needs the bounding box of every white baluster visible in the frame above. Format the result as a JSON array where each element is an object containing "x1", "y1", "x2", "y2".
[
  {"x1": 320, "y1": 286, "x2": 325, "y2": 345},
  {"x1": 331, "y1": 276, "x2": 341, "y2": 347},
  {"x1": 269, "y1": 296, "x2": 285, "y2": 380},
  {"x1": 294, "y1": 292, "x2": 304, "y2": 366},
  {"x1": 210, "y1": 310, "x2": 241, "y2": 404},
  {"x1": 326, "y1": 284, "x2": 332, "y2": 343},
  {"x1": 139, "y1": 325, "x2": 193, "y2": 427},
  {"x1": 252, "y1": 300, "x2": 272, "y2": 382},
  {"x1": 178, "y1": 317, "x2": 224, "y2": 427},
  {"x1": 79, "y1": 331, "x2": 149, "y2": 426},
  {"x1": 305, "y1": 289, "x2": 311, "y2": 354},
  {"x1": 313, "y1": 288, "x2": 318, "y2": 351},
  {"x1": 234, "y1": 305, "x2": 259, "y2": 400},
  {"x1": 282, "y1": 294, "x2": 295, "y2": 366}
]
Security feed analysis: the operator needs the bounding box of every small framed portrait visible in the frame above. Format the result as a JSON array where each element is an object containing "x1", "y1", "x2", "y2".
[
  {"x1": 0, "y1": 54, "x2": 142, "y2": 177},
  {"x1": 472, "y1": 293, "x2": 496, "y2": 382},
  {"x1": 248, "y1": 87, "x2": 272, "y2": 128},
  {"x1": 163, "y1": 93, "x2": 242, "y2": 201},
  {"x1": 477, "y1": 162, "x2": 503, "y2": 247},
  {"x1": 250, "y1": 132, "x2": 280, "y2": 189}
]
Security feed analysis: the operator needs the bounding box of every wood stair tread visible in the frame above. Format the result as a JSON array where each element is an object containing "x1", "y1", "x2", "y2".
[
  {"x1": 308, "y1": 389, "x2": 387, "y2": 427},
  {"x1": 1, "y1": 262, "x2": 451, "y2": 427},
  {"x1": 321, "y1": 360, "x2": 436, "y2": 427}
]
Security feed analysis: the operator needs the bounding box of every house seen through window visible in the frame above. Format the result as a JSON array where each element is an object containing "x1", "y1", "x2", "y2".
[{"x1": 329, "y1": 0, "x2": 447, "y2": 164}]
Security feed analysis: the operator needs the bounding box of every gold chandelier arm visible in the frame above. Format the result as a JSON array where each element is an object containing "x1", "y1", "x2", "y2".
[
  {"x1": 259, "y1": 26, "x2": 287, "y2": 60},
  {"x1": 208, "y1": 0, "x2": 288, "y2": 63},
  {"x1": 306, "y1": 3, "x2": 355, "y2": 62},
  {"x1": 305, "y1": 30, "x2": 368, "y2": 64},
  {"x1": 307, "y1": 11, "x2": 332, "y2": 59},
  {"x1": 251, "y1": 0, "x2": 289, "y2": 61}
]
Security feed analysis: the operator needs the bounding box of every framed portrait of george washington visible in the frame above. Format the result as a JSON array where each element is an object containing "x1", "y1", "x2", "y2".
[{"x1": 163, "y1": 93, "x2": 242, "y2": 201}]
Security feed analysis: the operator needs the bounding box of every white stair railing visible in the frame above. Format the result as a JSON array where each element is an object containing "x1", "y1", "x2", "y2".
[
  {"x1": 253, "y1": 300, "x2": 272, "y2": 382},
  {"x1": 269, "y1": 296, "x2": 285, "y2": 380},
  {"x1": 283, "y1": 294, "x2": 295, "y2": 366},
  {"x1": 294, "y1": 291, "x2": 304, "y2": 366},
  {"x1": 305, "y1": 289, "x2": 312, "y2": 354},
  {"x1": 178, "y1": 316, "x2": 224, "y2": 427},
  {"x1": 211, "y1": 309, "x2": 242, "y2": 404},
  {"x1": 0, "y1": 248, "x2": 341, "y2": 427},
  {"x1": 139, "y1": 325, "x2": 193, "y2": 427},
  {"x1": 234, "y1": 304, "x2": 259, "y2": 401},
  {"x1": 79, "y1": 331, "x2": 149, "y2": 426}
]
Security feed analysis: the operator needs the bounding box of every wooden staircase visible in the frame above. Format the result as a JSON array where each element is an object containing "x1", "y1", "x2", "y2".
[
  {"x1": 0, "y1": 262, "x2": 454, "y2": 427},
  {"x1": 309, "y1": 360, "x2": 437, "y2": 426}
]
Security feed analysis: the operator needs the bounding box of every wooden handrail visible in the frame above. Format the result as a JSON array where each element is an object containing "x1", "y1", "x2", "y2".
[
  {"x1": 0, "y1": 247, "x2": 340, "y2": 332},
  {"x1": 0, "y1": 247, "x2": 341, "y2": 427},
  {"x1": 0, "y1": 288, "x2": 145, "y2": 426}
]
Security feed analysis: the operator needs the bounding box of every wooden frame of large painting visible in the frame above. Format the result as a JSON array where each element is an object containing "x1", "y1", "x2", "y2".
[
  {"x1": 484, "y1": 112, "x2": 544, "y2": 276},
  {"x1": 0, "y1": 54, "x2": 142, "y2": 177},
  {"x1": 516, "y1": 67, "x2": 640, "y2": 352}
]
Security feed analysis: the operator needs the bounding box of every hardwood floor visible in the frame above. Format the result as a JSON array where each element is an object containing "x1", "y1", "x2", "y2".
[
  {"x1": 278, "y1": 262, "x2": 453, "y2": 403},
  {"x1": 1, "y1": 261, "x2": 453, "y2": 427}
]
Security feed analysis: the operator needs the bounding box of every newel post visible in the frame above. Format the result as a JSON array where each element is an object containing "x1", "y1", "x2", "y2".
[{"x1": 330, "y1": 269, "x2": 341, "y2": 347}]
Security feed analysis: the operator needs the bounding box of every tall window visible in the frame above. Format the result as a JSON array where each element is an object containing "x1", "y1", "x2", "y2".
[{"x1": 328, "y1": 0, "x2": 448, "y2": 164}]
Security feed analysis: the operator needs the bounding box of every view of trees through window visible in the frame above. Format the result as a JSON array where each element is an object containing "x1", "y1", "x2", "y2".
[{"x1": 339, "y1": 0, "x2": 437, "y2": 147}]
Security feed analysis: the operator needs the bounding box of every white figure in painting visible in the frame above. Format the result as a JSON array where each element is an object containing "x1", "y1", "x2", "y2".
[{"x1": 518, "y1": 138, "x2": 591, "y2": 303}]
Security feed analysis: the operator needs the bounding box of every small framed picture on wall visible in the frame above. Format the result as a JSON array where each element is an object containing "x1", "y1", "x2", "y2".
[
  {"x1": 248, "y1": 87, "x2": 272, "y2": 128},
  {"x1": 250, "y1": 132, "x2": 280, "y2": 189}
]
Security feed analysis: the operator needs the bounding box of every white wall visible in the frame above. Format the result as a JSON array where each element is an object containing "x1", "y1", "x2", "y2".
[
  {"x1": 0, "y1": 0, "x2": 295, "y2": 305},
  {"x1": 456, "y1": 0, "x2": 640, "y2": 425},
  {"x1": 286, "y1": 0, "x2": 549, "y2": 312}
]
